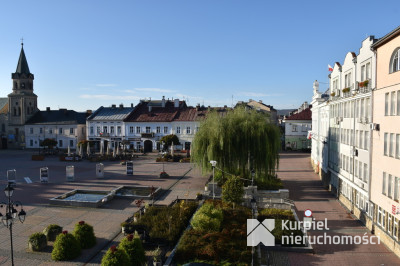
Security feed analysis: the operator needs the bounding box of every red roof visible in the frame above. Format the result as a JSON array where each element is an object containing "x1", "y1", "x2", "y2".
[
  {"x1": 124, "y1": 100, "x2": 221, "y2": 122},
  {"x1": 284, "y1": 108, "x2": 312, "y2": 121}
]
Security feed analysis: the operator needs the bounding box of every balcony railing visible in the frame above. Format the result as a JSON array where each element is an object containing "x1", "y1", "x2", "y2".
[{"x1": 358, "y1": 79, "x2": 371, "y2": 93}]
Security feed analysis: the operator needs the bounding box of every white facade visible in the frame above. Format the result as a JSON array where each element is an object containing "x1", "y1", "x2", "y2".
[
  {"x1": 312, "y1": 36, "x2": 377, "y2": 219},
  {"x1": 311, "y1": 81, "x2": 330, "y2": 174},
  {"x1": 25, "y1": 124, "x2": 85, "y2": 149}
]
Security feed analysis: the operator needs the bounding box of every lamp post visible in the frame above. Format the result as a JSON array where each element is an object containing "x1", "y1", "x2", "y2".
[
  {"x1": 1, "y1": 182, "x2": 26, "y2": 266},
  {"x1": 209, "y1": 161, "x2": 217, "y2": 199},
  {"x1": 251, "y1": 169, "x2": 255, "y2": 187},
  {"x1": 250, "y1": 196, "x2": 257, "y2": 266}
]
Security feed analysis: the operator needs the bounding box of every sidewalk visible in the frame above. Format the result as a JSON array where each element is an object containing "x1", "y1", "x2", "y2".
[{"x1": 275, "y1": 152, "x2": 400, "y2": 265}]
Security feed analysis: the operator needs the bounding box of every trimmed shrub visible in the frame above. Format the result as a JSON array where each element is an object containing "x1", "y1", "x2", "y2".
[
  {"x1": 101, "y1": 245, "x2": 130, "y2": 266},
  {"x1": 43, "y1": 224, "x2": 63, "y2": 241},
  {"x1": 258, "y1": 208, "x2": 294, "y2": 220},
  {"x1": 28, "y1": 232, "x2": 47, "y2": 251},
  {"x1": 73, "y1": 221, "x2": 96, "y2": 249},
  {"x1": 191, "y1": 203, "x2": 223, "y2": 232},
  {"x1": 222, "y1": 176, "x2": 244, "y2": 208},
  {"x1": 51, "y1": 231, "x2": 81, "y2": 261},
  {"x1": 255, "y1": 176, "x2": 284, "y2": 190},
  {"x1": 119, "y1": 234, "x2": 146, "y2": 266}
]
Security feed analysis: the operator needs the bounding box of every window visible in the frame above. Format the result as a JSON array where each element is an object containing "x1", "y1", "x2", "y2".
[
  {"x1": 395, "y1": 176, "x2": 400, "y2": 201},
  {"x1": 366, "y1": 97, "x2": 371, "y2": 118},
  {"x1": 390, "y1": 133, "x2": 395, "y2": 157},
  {"x1": 90, "y1": 127, "x2": 94, "y2": 135},
  {"x1": 176, "y1": 126, "x2": 181, "y2": 134},
  {"x1": 110, "y1": 126, "x2": 114, "y2": 134},
  {"x1": 69, "y1": 128, "x2": 74, "y2": 135},
  {"x1": 82, "y1": 127, "x2": 84, "y2": 134},
  {"x1": 390, "y1": 48, "x2": 400, "y2": 73},
  {"x1": 391, "y1": 91, "x2": 396, "y2": 115},
  {"x1": 361, "y1": 65, "x2": 365, "y2": 81},
  {"x1": 355, "y1": 159, "x2": 358, "y2": 177},
  {"x1": 97, "y1": 126, "x2": 100, "y2": 134},
  {"x1": 397, "y1": 91, "x2": 400, "y2": 116},
  {"x1": 389, "y1": 215, "x2": 392, "y2": 234},
  {"x1": 364, "y1": 131, "x2": 368, "y2": 151},
  {"x1": 136, "y1": 127, "x2": 141, "y2": 134},
  {"x1": 385, "y1": 93, "x2": 389, "y2": 116},
  {"x1": 359, "y1": 161, "x2": 363, "y2": 180},
  {"x1": 70, "y1": 140, "x2": 74, "y2": 147},
  {"x1": 146, "y1": 127, "x2": 151, "y2": 133},
  {"x1": 102, "y1": 126, "x2": 107, "y2": 134},
  {"x1": 30, "y1": 139, "x2": 33, "y2": 146},
  {"x1": 129, "y1": 126, "x2": 134, "y2": 134},
  {"x1": 49, "y1": 128, "x2": 53, "y2": 134},
  {"x1": 355, "y1": 130, "x2": 359, "y2": 148},
  {"x1": 364, "y1": 163, "x2": 368, "y2": 182},
  {"x1": 59, "y1": 140, "x2": 63, "y2": 147},
  {"x1": 156, "y1": 127, "x2": 161, "y2": 133},
  {"x1": 40, "y1": 128, "x2": 43, "y2": 134},
  {"x1": 366, "y1": 62, "x2": 371, "y2": 79},
  {"x1": 394, "y1": 218, "x2": 399, "y2": 239},
  {"x1": 164, "y1": 126, "x2": 168, "y2": 134},
  {"x1": 196, "y1": 127, "x2": 200, "y2": 132},
  {"x1": 360, "y1": 99, "x2": 365, "y2": 117},
  {"x1": 359, "y1": 130, "x2": 363, "y2": 149},
  {"x1": 30, "y1": 128, "x2": 33, "y2": 134},
  {"x1": 384, "y1": 133, "x2": 388, "y2": 156},
  {"x1": 186, "y1": 127, "x2": 191, "y2": 134},
  {"x1": 378, "y1": 207, "x2": 383, "y2": 226},
  {"x1": 292, "y1": 125, "x2": 297, "y2": 132},
  {"x1": 117, "y1": 126, "x2": 121, "y2": 134},
  {"x1": 383, "y1": 172, "x2": 387, "y2": 195},
  {"x1": 389, "y1": 174, "x2": 393, "y2": 198},
  {"x1": 397, "y1": 134, "x2": 400, "y2": 159}
]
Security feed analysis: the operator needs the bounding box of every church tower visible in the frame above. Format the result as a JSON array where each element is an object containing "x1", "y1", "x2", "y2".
[{"x1": 7, "y1": 42, "x2": 38, "y2": 147}]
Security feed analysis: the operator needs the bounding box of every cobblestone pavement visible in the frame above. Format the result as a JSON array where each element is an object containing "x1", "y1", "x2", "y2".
[
  {"x1": 274, "y1": 152, "x2": 400, "y2": 266},
  {"x1": 0, "y1": 150, "x2": 208, "y2": 265}
]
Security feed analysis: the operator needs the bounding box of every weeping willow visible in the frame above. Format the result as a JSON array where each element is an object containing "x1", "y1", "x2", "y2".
[{"x1": 192, "y1": 106, "x2": 280, "y2": 181}]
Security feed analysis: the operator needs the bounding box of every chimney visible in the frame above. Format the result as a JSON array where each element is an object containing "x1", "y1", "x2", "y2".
[
  {"x1": 174, "y1": 98, "x2": 179, "y2": 108},
  {"x1": 86, "y1": 110, "x2": 92, "y2": 115},
  {"x1": 111, "y1": 104, "x2": 116, "y2": 108},
  {"x1": 131, "y1": 103, "x2": 133, "y2": 108},
  {"x1": 46, "y1": 107, "x2": 50, "y2": 111},
  {"x1": 119, "y1": 103, "x2": 124, "y2": 109},
  {"x1": 162, "y1": 96, "x2": 166, "y2": 108}
]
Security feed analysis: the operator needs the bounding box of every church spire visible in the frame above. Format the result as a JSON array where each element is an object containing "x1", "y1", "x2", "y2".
[{"x1": 15, "y1": 41, "x2": 30, "y2": 75}]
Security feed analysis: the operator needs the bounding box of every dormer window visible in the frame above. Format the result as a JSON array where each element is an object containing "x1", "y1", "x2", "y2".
[{"x1": 390, "y1": 48, "x2": 400, "y2": 73}]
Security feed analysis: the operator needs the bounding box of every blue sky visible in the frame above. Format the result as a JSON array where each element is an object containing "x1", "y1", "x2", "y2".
[{"x1": 0, "y1": 0, "x2": 399, "y2": 111}]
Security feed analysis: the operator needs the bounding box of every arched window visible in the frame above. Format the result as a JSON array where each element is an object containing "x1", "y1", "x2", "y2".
[
  {"x1": 13, "y1": 107, "x2": 17, "y2": 116},
  {"x1": 390, "y1": 48, "x2": 400, "y2": 73},
  {"x1": 18, "y1": 107, "x2": 21, "y2": 116}
]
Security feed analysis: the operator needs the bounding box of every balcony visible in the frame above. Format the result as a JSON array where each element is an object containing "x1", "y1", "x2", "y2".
[
  {"x1": 358, "y1": 79, "x2": 371, "y2": 93},
  {"x1": 141, "y1": 133, "x2": 154, "y2": 138}
]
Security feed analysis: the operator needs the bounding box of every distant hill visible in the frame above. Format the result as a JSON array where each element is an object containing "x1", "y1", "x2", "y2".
[{"x1": 277, "y1": 109, "x2": 296, "y2": 117}]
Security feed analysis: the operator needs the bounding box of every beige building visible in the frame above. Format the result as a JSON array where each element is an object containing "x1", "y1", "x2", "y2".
[{"x1": 371, "y1": 26, "x2": 400, "y2": 251}]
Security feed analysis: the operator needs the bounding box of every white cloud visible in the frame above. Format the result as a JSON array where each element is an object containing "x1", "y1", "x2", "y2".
[
  {"x1": 95, "y1": 84, "x2": 118, "y2": 87},
  {"x1": 79, "y1": 94, "x2": 141, "y2": 100},
  {"x1": 238, "y1": 91, "x2": 284, "y2": 97},
  {"x1": 134, "y1": 88, "x2": 175, "y2": 93}
]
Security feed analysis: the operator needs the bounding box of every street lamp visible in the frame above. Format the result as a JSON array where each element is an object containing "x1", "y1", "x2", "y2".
[
  {"x1": 0, "y1": 182, "x2": 26, "y2": 266},
  {"x1": 250, "y1": 196, "x2": 257, "y2": 266},
  {"x1": 251, "y1": 169, "x2": 255, "y2": 187},
  {"x1": 209, "y1": 160, "x2": 217, "y2": 199}
]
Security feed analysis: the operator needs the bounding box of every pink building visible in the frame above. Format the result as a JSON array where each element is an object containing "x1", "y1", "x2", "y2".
[{"x1": 371, "y1": 26, "x2": 400, "y2": 254}]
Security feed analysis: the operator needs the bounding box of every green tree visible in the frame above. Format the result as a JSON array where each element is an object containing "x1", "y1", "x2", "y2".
[
  {"x1": 101, "y1": 245, "x2": 130, "y2": 266},
  {"x1": 222, "y1": 176, "x2": 244, "y2": 209},
  {"x1": 160, "y1": 134, "x2": 180, "y2": 150},
  {"x1": 191, "y1": 106, "x2": 280, "y2": 183}
]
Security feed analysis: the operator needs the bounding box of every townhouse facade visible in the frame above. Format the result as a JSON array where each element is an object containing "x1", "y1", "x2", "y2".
[
  {"x1": 24, "y1": 108, "x2": 89, "y2": 149},
  {"x1": 86, "y1": 104, "x2": 135, "y2": 152},
  {"x1": 282, "y1": 102, "x2": 312, "y2": 151},
  {"x1": 312, "y1": 27, "x2": 400, "y2": 257},
  {"x1": 123, "y1": 97, "x2": 216, "y2": 152},
  {"x1": 370, "y1": 26, "x2": 400, "y2": 253}
]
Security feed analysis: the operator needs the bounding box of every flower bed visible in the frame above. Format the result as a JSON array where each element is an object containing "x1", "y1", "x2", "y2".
[
  {"x1": 175, "y1": 200, "x2": 252, "y2": 265},
  {"x1": 132, "y1": 200, "x2": 198, "y2": 246}
]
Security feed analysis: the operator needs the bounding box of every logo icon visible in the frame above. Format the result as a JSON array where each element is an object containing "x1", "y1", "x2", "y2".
[{"x1": 247, "y1": 219, "x2": 275, "y2": 246}]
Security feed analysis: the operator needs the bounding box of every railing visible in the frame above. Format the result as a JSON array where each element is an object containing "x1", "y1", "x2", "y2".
[{"x1": 359, "y1": 79, "x2": 371, "y2": 93}]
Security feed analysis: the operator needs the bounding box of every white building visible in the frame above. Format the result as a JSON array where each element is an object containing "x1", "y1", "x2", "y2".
[
  {"x1": 24, "y1": 108, "x2": 88, "y2": 149},
  {"x1": 310, "y1": 80, "x2": 330, "y2": 184},
  {"x1": 282, "y1": 102, "x2": 312, "y2": 151},
  {"x1": 86, "y1": 104, "x2": 135, "y2": 151},
  {"x1": 312, "y1": 36, "x2": 377, "y2": 229},
  {"x1": 124, "y1": 97, "x2": 220, "y2": 152}
]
